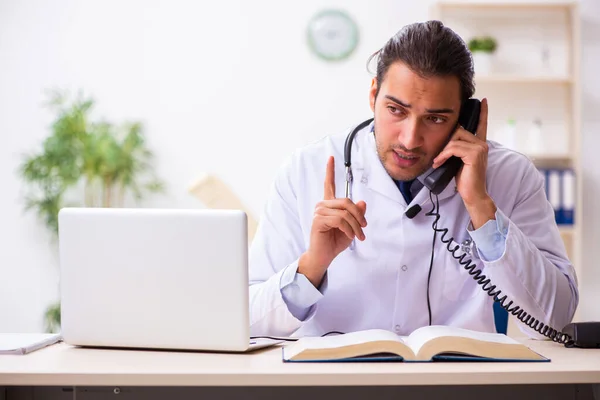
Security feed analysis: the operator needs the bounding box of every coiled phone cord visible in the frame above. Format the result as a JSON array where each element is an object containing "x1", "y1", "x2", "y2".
[
  {"x1": 425, "y1": 191, "x2": 575, "y2": 347},
  {"x1": 250, "y1": 330, "x2": 345, "y2": 342}
]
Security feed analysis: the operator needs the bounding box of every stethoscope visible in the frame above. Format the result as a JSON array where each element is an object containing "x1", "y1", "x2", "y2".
[
  {"x1": 342, "y1": 117, "x2": 376, "y2": 252},
  {"x1": 343, "y1": 118, "x2": 374, "y2": 199}
]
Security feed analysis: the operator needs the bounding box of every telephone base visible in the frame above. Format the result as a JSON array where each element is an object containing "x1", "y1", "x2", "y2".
[{"x1": 562, "y1": 322, "x2": 600, "y2": 348}]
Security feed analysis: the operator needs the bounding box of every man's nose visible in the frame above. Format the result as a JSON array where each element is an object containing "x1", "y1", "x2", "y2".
[{"x1": 400, "y1": 119, "x2": 423, "y2": 150}]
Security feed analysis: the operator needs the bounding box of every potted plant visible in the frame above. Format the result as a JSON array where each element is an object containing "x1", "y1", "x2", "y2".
[
  {"x1": 468, "y1": 36, "x2": 498, "y2": 76},
  {"x1": 18, "y1": 89, "x2": 165, "y2": 332}
]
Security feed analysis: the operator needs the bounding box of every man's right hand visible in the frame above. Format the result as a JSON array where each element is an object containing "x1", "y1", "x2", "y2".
[{"x1": 298, "y1": 155, "x2": 367, "y2": 288}]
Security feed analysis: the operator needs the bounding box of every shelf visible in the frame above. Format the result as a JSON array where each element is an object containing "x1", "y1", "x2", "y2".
[
  {"x1": 432, "y1": 0, "x2": 582, "y2": 323},
  {"x1": 475, "y1": 75, "x2": 572, "y2": 84},
  {"x1": 559, "y1": 226, "x2": 575, "y2": 235},
  {"x1": 526, "y1": 154, "x2": 573, "y2": 168}
]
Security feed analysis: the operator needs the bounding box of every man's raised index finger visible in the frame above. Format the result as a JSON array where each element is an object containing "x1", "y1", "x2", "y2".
[{"x1": 324, "y1": 155, "x2": 336, "y2": 199}]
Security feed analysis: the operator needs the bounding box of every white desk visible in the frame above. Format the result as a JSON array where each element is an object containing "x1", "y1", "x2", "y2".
[{"x1": 1, "y1": 339, "x2": 599, "y2": 400}]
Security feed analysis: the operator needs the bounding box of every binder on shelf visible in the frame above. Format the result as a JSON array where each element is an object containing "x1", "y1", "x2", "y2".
[
  {"x1": 547, "y1": 169, "x2": 563, "y2": 225},
  {"x1": 541, "y1": 168, "x2": 550, "y2": 201},
  {"x1": 538, "y1": 167, "x2": 575, "y2": 227},
  {"x1": 561, "y1": 168, "x2": 575, "y2": 225}
]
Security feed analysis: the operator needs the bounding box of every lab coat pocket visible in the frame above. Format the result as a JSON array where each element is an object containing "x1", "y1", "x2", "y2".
[{"x1": 440, "y1": 237, "x2": 482, "y2": 302}]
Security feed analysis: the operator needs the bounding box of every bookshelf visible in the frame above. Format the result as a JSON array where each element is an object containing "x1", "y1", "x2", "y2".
[{"x1": 430, "y1": 1, "x2": 582, "y2": 327}]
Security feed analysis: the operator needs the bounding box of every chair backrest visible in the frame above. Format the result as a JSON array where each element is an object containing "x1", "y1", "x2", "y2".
[{"x1": 493, "y1": 301, "x2": 508, "y2": 334}]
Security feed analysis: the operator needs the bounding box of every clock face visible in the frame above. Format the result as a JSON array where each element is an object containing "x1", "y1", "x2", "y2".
[{"x1": 307, "y1": 9, "x2": 359, "y2": 61}]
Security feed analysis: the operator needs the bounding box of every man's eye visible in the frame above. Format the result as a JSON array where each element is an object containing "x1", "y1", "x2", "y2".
[
  {"x1": 428, "y1": 116, "x2": 446, "y2": 124},
  {"x1": 388, "y1": 106, "x2": 401, "y2": 114}
]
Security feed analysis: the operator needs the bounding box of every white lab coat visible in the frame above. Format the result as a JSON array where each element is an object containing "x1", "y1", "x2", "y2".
[{"x1": 248, "y1": 123, "x2": 578, "y2": 339}]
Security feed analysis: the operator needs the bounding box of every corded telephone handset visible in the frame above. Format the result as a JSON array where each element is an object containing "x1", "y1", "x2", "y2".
[
  {"x1": 423, "y1": 98, "x2": 481, "y2": 195},
  {"x1": 420, "y1": 98, "x2": 600, "y2": 348}
]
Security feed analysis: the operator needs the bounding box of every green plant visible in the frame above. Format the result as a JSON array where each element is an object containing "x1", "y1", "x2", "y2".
[
  {"x1": 44, "y1": 302, "x2": 61, "y2": 333},
  {"x1": 468, "y1": 36, "x2": 497, "y2": 53},
  {"x1": 18, "y1": 89, "x2": 166, "y2": 331}
]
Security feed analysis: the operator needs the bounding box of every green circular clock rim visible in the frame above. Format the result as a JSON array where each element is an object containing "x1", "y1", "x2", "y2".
[{"x1": 306, "y1": 9, "x2": 359, "y2": 62}]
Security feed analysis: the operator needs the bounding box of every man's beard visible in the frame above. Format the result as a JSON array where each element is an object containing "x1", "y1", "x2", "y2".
[{"x1": 374, "y1": 134, "x2": 430, "y2": 181}]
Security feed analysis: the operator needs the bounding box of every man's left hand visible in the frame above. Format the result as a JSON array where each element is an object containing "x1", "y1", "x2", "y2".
[{"x1": 432, "y1": 97, "x2": 496, "y2": 229}]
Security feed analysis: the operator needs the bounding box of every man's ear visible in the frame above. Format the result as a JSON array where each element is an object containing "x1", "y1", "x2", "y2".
[{"x1": 369, "y1": 77, "x2": 378, "y2": 112}]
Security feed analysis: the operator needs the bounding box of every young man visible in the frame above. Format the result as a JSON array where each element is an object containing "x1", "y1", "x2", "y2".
[{"x1": 248, "y1": 21, "x2": 578, "y2": 339}]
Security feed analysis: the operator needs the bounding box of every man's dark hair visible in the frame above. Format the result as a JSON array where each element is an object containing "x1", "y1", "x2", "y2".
[{"x1": 367, "y1": 20, "x2": 475, "y2": 103}]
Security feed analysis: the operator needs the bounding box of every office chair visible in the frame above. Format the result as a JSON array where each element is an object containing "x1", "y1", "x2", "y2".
[{"x1": 493, "y1": 301, "x2": 509, "y2": 334}]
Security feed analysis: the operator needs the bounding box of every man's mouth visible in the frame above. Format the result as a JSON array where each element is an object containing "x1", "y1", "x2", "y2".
[
  {"x1": 392, "y1": 151, "x2": 420, "y2": 167},
  {"x1": 394, "y1": 151, "x2": 420, "y2": 160}
]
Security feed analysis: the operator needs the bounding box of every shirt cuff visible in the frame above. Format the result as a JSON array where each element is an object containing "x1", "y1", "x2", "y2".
[
  {"x1": 279, "y1": 259, "x2": 328, "y2": 321},
  {"x1": 467, "y1": 209, "x2": 509, "y2": 262}
]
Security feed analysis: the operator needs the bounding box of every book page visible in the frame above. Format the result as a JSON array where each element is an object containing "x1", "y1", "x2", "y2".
[
  {"x1": 0, "y1": 333, "x2": 61, "y2": 354},
  {"x1": 285, "y1": 329, "x2": 405, "y2": 358},
  {"x1": 404, "y1": 325, "x2": 519, "y2": 356}
]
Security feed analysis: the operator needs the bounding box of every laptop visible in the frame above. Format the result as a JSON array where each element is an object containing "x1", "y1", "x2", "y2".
[{"x1": 58, "y1": 207, "x2": 281, "y2": 352}]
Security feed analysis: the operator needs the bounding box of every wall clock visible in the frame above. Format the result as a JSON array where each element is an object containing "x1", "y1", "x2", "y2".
[{"x1": 306, "y1": 9, "x2": 359, "y2": 62}]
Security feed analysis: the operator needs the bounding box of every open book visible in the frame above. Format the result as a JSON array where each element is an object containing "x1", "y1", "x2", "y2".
[
  {"x1": 282, "y1": 325, "x2": 548, "y2": 362},
  {"x1": 0, "y1": 333, "x2": 62, "y2": 355}
]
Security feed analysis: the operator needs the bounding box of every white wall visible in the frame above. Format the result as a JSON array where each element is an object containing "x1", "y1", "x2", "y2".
[{"x1": 1, "y1": 0, "x2": 598, "y2": 332}]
